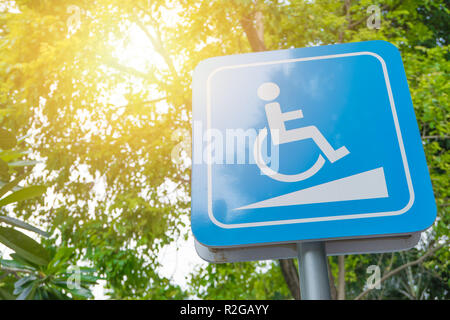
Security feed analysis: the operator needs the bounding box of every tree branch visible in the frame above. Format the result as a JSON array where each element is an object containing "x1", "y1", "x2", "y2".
[
  {"x1": 102, "y1": 55, "x2": 150, "y2": 79},
  {"x1": 355, "y1": 241, "x2": 449, "y2": 300},
  {"x1": 240, "y1": 12, "x2": 267, "y2": 52},
  {"x1": 339, "y1": 0, "x2": 352, "y2": 43},
  {"x1": 422, "y1": 135, "x2": 449, "y2": 140},
  {"x1": 134, "y1": 17, "x2": 178, "y2": 79},
  {"x1": 143, "y1": 96, "x2": 167, "y2": 106}
]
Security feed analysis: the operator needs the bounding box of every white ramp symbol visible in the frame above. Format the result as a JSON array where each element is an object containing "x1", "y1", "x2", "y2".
[
  {"x1": 237, "y1": 82, "x2": 388, "y2": 210},
  {"x1": 236, "y1": 167, "x2": 388, "y2": 210}
]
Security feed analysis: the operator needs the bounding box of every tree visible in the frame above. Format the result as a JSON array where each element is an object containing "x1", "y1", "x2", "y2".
[
  {"x1": 0, "y1": 0, "x2": 448, "y2": 299},
  {"x1": 0, "y1": 128, "x2": 97, "y2": 299}
]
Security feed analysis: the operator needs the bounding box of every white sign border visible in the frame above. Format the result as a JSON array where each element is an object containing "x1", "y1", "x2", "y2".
[{"x1": 206, "y1": 51, "x2": 414, "y2": 229}]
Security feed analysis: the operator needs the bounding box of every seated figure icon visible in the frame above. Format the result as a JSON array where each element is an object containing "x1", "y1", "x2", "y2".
[{"x1": 254, "y1": 82, "x2": 350, "y2": 183}]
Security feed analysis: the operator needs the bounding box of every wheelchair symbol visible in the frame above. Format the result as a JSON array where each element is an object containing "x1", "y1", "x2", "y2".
[{"x1": 254, "y1": 82, "x2": 350, "y2": 182}]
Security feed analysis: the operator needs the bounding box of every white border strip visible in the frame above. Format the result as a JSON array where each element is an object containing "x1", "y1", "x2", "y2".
[{"x1": 206, "y1": 51, "x2": 414, "y2": 229}]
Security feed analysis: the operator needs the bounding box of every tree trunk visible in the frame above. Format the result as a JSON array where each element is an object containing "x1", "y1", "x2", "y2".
[
  {"x1": 240, "y1": 11, "x2": 267, "y2": 52},
  {"x1": 279, "y1": 259, "x2": 301, "y2": 300},
  {"x1": 327, "y1": 258, "x2": 338, "y2": 300},
  {"x1": 337, "y1": 255, "x2": 346, "y2": 300}
]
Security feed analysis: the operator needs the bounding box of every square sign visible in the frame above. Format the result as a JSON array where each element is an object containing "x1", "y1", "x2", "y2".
[{"x1": 191, "y1": 41, "x2": 436, "y2": 248}]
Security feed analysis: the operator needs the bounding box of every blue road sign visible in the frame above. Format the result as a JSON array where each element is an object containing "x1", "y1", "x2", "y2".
[{"x1": 191, "y1": 41, "x2": 436, "y2": 248}]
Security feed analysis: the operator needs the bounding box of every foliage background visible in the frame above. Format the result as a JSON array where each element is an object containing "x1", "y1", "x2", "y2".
[{"x1": 0, "y1": 0, "x2": 448, "y2": 299}]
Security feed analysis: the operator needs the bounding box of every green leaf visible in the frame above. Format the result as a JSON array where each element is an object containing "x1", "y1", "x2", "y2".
[
  {"x1": 14, "y1": 275, "x2": 36, "y2": 293},
  {"x1": 0, "y1": 215, "x2": 49, "y2": 237},
  {"x1": 46, "y1": 247, "x2": 75, "y2": 274},
  {"x1": 0, "y1": 181, "x2": 21, "y2": 193},
  {"x1": 0, "y1": 171, "x2": 30, "y2": 198},
  {"x1": 0, "y1": 185, "x2": 47, "y2": 207},
  {"x1": 0, "y1": 288, "x2": 16, "y2": 300},
  {"x1": 47, "y1": 287, "x2": 69, "y2": 300},
  {"x1": 57, "y1": 273, "x2": 99, "y2": 284},
  {"x1": 8, "y1": 160, "x2": 39, "y2": 167},
  {"x1": 10, "y1": 253, "x2": 40, "y2": 269},
  {"x1": 0, "y1": 159, "x2": 9, "y2": 181},
  {"x1": 16, "y1": 282, "x2": 37, "y2": 300},
  {"x1": 0, "y1": 150, "x2": 31, "y2": 162},
  {"x1": 0, "y1": 227, "x2": 50, "y2": 266},
  {"x1": 78, "y1": 274, "x2": 99, "y2": 284},
  {"x1": 0, "y1": 128, "x2": 17, "y2": 150},
  {"x1": 51, "y1": 280, "x2": 93, "y2": 299},
  {"x1": 0, "y1": 258, "x2": 34, "y2": 272},
  {"x1": 65, "y1": 286, "x2": 93, "y2": 299}
]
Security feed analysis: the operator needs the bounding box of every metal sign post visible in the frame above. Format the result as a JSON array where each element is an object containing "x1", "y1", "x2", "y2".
[{"x1": 297, "y1": 242, "x2": 331, "y2": 300}]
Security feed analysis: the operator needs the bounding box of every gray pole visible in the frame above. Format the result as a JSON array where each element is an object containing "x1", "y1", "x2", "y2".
[{"x1": 297, "y1": 242, "x2": 331, "y2": 300}]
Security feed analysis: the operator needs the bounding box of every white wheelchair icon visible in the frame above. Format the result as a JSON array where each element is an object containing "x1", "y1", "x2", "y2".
[{"x1": 254, "y1": 82, "x2": 350, "y2": 182}]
